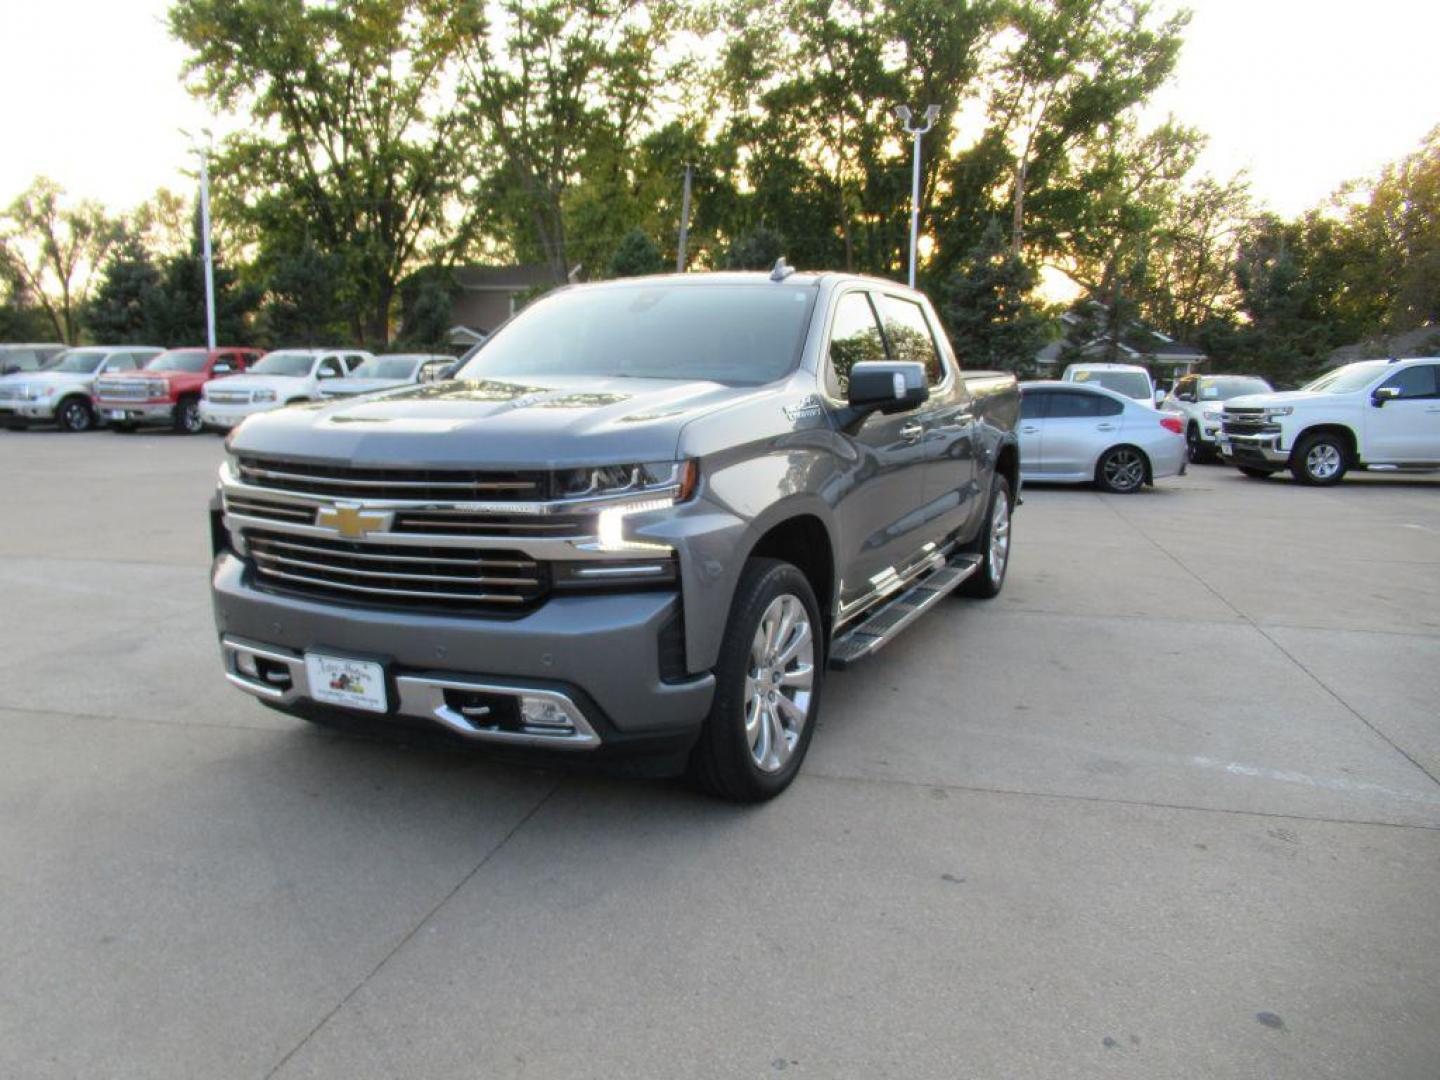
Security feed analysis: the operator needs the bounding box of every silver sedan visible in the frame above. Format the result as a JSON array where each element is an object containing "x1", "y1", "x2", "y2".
[{"x1": 1018, "y1": 381, "x2": 1187, "y2": 493}]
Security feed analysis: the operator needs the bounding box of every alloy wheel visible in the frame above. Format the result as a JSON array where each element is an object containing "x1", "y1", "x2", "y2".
[
  {"x1": 59, "y1": 401, "x2": 91, "y2": 432},
  {"x1": 1102, "y1": 448, "x2": 1144, "y2": 492},
  {"x1": 988, "y1": 489, "x2": 1011, "y2": 585},
  {"x1": 744, "y1": 593, "x2": 814, "y2": 773},
  {"x1": 1305, "y1": 441, "x2": 1342, "y2": 481},
  {"x1": 180, "y1": 400, "x2": 203, "y2": 433}
]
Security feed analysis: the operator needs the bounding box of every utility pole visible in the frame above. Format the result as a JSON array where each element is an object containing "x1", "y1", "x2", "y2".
[
  {"x1": 181, "y1": 127, "x2": 219, "y2": 350},
  {"x1": 676, "y1": 162, "x2": 693, "y2": 273},
  {"x1": 198, "y1": 146, "x2": 217, "y2": 351},
  {"x1": 895, "y1": 104, "x2": 940, "y2": 289}
]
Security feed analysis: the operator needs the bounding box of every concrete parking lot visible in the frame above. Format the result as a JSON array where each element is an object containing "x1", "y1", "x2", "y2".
[{"x1": 1, "y1": 428, "x2": 1437, "y2": 1080}]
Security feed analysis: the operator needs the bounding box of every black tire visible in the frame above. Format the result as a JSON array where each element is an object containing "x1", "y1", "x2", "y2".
[
  {"x1": 689, "y1": 558, "x2": 824, "y2": 803},
  {"x1": 1095, "y1": 445, "x2": 1148, "y2": 494},
  {"x1": 1238, "y1": 466, "x2": 1274, "y2": 479},
  {"x1": 55, "y1": 397, "x2": 94, "y2": 432},
  {"x1": 173, "y1": 396, "x2": 203, "y2": 434},
  {"x1": 960, "y1": 473, "x2": 1012, "y2": 599},
  {"x1": 1186, "y1": 424, "x2": 1208, "y2": 464},
  {"x1": 1290, "y1": 431, "x2": 1349, "y2": 486}
]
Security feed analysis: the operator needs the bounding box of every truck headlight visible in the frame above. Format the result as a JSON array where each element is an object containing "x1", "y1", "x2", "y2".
[
  {"x1": 252, "y1": 389, "x2": 277, "y2": 403},
  {"x1": 556, "y1": 460, "x2": 695, "y2": 500},
  {"x1": 1202, "y1": 410, "x2": 1221, "y2": 421},
  {"x1": 1264, "y1": 407, "x2": 1293, "y2": 419}
]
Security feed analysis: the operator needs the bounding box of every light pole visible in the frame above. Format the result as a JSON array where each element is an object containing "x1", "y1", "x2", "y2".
[
  {"x1": 181, "y1": 128, "x2": 217, "y2": 350},
  {"x1": 895, "y1": 104, "x2": 940, "y2": 289}
]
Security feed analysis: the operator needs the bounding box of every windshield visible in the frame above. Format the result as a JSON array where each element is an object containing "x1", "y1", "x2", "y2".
[
  {"x1": 1071, "y1": 369, "x2": 1151, "y2": 399},
  {"x1": 48, "y1": 349, "x2": 109, "y2": 374},
  {"x1": 456, "y1": 283, "x2": 818, "y2": 386},
  {"x1": 1302, "y1": 362, "x2": 1387, "y2": 394},
  {"x1": 146, "y1": 349, "x2": 210, "y2": 373},
  {"x1": 250, "y1": 351, "x2": 315, "y2": 377},
  {"x1": 351, "y1": 357, "x2": 420, "y2": 380},
  {"x1": 1199, "y1": 376, "x2": 1271, "y2": 400}
]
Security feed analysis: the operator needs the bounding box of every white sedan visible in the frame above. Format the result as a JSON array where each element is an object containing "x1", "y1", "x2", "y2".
[{"x1": 1019, "y1": 381, "x2": 1188, "y2": 493}]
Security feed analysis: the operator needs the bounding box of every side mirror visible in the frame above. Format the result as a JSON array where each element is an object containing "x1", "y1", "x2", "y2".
[
  {"x1": 1372, "y1": 385, "x2": 1400, "y2": 407},
  {"x1": 317, "y1": 368, "x2": 338, "y2": 380},
  {"x1": 0, "y1": 364, "x2": 16, "y2": 376},
  {"x1": 1154, "y1": 388, "x2": 1167, "y2": 405},
  {"x1": 847, "y1": 361, "x2": 929, "y2": 415},
  {"x1": 213, "y1": 364, "x2": 233, "y2": 375}
]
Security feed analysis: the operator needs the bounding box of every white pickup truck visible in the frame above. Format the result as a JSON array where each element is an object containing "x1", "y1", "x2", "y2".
[{"x1": 1217, "y1": 357, "x2": 1440, "y2": 484}]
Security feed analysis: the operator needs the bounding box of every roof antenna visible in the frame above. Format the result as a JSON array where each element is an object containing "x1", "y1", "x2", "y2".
[{"x1": 770, "y1": 257, "x2": 794, "y2": 282}]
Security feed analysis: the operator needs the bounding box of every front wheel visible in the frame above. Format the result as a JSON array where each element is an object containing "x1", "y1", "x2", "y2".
[
  {"x1": 173, "y1": 397, "x2": 203, "y2": 434},
  {"x1": 689, "y1": 558, "x2": 823, "y2": 803},
  {"x1": 960, "y1": 474, "x2": 1012, "y2": 599},
  {"x1": 1186, "y1": 425, "x2": 1209, "y2": 464},
  {"x1": 55, "y1": 398, "x2": 94, "y2": 432},
  {"x1": 1290, "y1": 432, "x2": 1349, "y2": 486},
  {"x1": 1095, "y1": 445, "x2": 1147, "y2": 493}
]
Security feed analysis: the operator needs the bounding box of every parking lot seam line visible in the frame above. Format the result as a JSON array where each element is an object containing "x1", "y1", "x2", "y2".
[
  {"x1": 263, "y1": 779, "x2": 562, "y2": 1080},
  {"x1": 0, "y1": 701, "x2": 283, "y2": 734},
  {"x1": 1000, "y1": 606, "x2": 1440, "y2": 639},
  {"x1": 1098, "y1": 495, "x2": 1440, "y2": 792},
  {"x1": 800, "y1": 771, "x2": 1440, "y2": 833}
]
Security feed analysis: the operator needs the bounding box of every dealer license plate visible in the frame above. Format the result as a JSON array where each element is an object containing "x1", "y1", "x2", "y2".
[{"x1": 304, "y1": 653, "x2": 388, "y2": 713}]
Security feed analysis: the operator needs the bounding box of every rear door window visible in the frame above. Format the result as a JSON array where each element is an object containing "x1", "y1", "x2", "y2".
[
  {"x1": 1020, "y1": 390, "x2": 1050, "y2": 420},
  {"x1": 1379, "y1": 364, "x2": 1440, "y2": 399},
  {"x1": 318, "y1": 357, "x2": 344, "y2": 378},
  {"x1": 1048, "y1": 390, "x2": 1123, "y2": 418}
]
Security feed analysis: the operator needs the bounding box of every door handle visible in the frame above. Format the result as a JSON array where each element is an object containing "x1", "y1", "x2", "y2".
[
  {"x1": 900, "y1": 421, "x2": 923, "y2": 443},
  {"x1": 1020, "y1": 425, "x2": 1039, "y2": 434},
  {"x1": 1097, "y1": 423, "x2": 1117, "y2": 431}
]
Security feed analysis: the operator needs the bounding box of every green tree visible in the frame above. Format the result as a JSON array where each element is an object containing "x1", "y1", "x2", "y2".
[
  {"x1": 0, "y1": 177, "x2": 119, "y2": 343},
  {"x1": 170, "y1": 0, "x2": 474, "y2": 344},
  {"x1": 146, "y1": 209, "x2": 259, "y2": 345},
  {"x1": 255, "y1": 243, "x2": 347, "y2": 347},
  {"x1": 606, "y1": 229, "x2": 665, "y2": 278},
  {"x1": 397, "y1": 266, "x2": 459, "y2": 348},
  {"x1": 725, "y1": 225, "x2": 787, "y2": 270},
  {"x1": 82, "y1": 231, "x2": 163, "y2": 344},
  {"x1": 940, "y1": 219, "x2": 1050, "y2": 371}
]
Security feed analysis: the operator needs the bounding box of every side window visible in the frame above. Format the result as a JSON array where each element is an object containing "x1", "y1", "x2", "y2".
[
  {"x1": 1175, "y1": 377, "x2": 1196, "y2": 402},
  {"x1": 875, "y1": 295, "x2": 945, "y2": 386},
  {"x1": 108, "y1": 353, "x2": 138, "y2": 371},
  {"x1": 825, "y1": 292, "x2": 888, "y2": 398},
  {"x1": 1048, "y1": 391, "x2": 1122, "y2": 418},
  {"x1": 344, "y1": 354, "x2": 366, "y2": 373},
  {"x1": 1020, "y1": 391, "x2": 1049, "y2": 420},
  {"x1": 318, "y1": 357, "x2": 343, "y2": 378},
  {"x1": 1379, "y1": 364, "x2": 1439, "y2": 399}
]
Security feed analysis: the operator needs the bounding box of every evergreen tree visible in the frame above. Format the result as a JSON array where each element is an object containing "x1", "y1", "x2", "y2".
[
  {"x1": 397, "y1": 267, "x2": 459, "y2": 349},
  {"x1": 82, "y1": 232, "x2": 162, "y2": 343},
  {"x1": 146, "y1": 209, "x2": 259, "y2": 346},
  {"x1": 725, "y1": 226, "x2": 786, "y2": 271},
  {"x1": 940, "y1": 220, "x2": 1049, "y2": 372},
  {"x1": 606, "y1": 229, "x2": 665, "y2": 278},
  {"x1": 256, "y1": 243, "x2": 346, "y2": 347}
]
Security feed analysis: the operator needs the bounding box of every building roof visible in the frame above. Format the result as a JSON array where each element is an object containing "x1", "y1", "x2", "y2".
[
  {"x1": 453, "y1": 264, "x2": 560, "y2": 291},
  {"x1": 1327, "y1": 325, "x2": 1440, "y2": 368}
]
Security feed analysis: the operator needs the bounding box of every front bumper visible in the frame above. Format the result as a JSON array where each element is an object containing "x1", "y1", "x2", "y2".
[
  {"x1": 1217, "y1": 432, "x2": 1290, "y2": 466},
  {"x1": 201, "y1": 401, "x2": 275, "y2": 429},
  {"x1": 0, "y1": 399, "x2": 57, "y2": 420},
  {"x1": 97, "y1": 400, "x2": 175, "y2": 424},
  {"x1": 211, "y1": 553, "x2": 714, "y2": 755}
]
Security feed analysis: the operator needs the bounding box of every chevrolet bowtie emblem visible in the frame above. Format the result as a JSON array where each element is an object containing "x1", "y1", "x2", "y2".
[{"x1": 316, "y1": 503, "x2": 391, "y2": 539}]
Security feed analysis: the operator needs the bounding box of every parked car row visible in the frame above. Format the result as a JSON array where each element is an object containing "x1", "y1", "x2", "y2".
[{"x1": 0, "y1": 345, "x2": 456, "y2": 434}]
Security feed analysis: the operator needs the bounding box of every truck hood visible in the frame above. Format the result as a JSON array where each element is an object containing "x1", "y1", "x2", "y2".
[
  {"x1": 99, "y1": 369, "x2": 187, "y2": 385},
  {"x1": 1224, "y1": 390, "x2": 1334, "y2": 410},
  {"x1": 320, "y1": 376, "x2": 411, "y2": 397},
  {"x1": 2, "y1": 370, "x2": 94, "y2": 390},
  {"x1": 227, "y1": 376, "x2": 772, "y2": 468}
]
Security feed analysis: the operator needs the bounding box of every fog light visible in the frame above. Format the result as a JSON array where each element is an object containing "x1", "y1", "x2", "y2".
[
  {"x1": 236, "y1": 652, "x2": 259, "y2": 678},
  {"x1": 520, "y1": 697, "x2": 573, "y2": 731}
]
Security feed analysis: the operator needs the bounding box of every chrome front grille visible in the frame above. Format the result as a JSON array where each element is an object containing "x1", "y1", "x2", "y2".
[
  {"x1": 208, "y1": 389, "x2": 252, "y2": 404},
  {"x1": 1221, "y1": 408, "x2": 1277, "y2": 436},
  {"x1": 236, "y1": 456, "x2": 549, "y2": 501},
  {"x1": 243, "y1": 528, "x2": 548, "y2": 610},
  {"x1": 222, "y1": 491, "x2": 585, "y2": 538},
  {"x1": 0, "y1": 387, "x2": 22, "y2": 401},
  {"x1": 96, "y1": 379, "x2": 164, "y2": 401}
]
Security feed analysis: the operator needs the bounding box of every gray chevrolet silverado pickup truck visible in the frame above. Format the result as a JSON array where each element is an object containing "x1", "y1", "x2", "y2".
[{"x1": 210, "y1": 269, "x2": 1020, "y2": 801}]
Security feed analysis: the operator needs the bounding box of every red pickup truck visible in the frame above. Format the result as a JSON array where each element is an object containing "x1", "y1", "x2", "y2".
[{"x1": 94, "y1": 347, "x2": 262, "y2": 433}]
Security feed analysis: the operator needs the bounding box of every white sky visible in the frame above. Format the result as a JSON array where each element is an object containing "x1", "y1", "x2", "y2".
[{"x1": 1, "y1": 0, "x2": 1436, "y2": 219}]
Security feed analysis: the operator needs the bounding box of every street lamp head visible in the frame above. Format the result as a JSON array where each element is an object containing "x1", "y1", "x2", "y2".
[
  {"x1": 924, "y1": 104, "x2": 941, "y2": 124},
  {"x1": 894, "y1": 105, "x2": 912, "y2": 125}
]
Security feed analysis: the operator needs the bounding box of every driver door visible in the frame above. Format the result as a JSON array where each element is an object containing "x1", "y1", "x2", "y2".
[
  {"x1": 823, "y1": 290, "x2": 930, "y2": 611},
  {"x1": 1366, "y1": 363, "x2": 1440, "y2": 462}
]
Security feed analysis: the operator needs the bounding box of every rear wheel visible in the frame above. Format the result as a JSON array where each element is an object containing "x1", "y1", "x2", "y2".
[
  {"x1": 1290, "y1": 432, "x2": 1348, "y2": 486},
  {"x1": 55, "y1": 397, "x2": 94, "y2": 432},
  {"x1": 1095, "y1": 445, "x2": 1147, "y2": 494},
  {"x1": 960, "y1": 474, "x2": 1012, "y2": 599},
  {"x1": 173, "y1": 396, "x2": 203, "y2": 434},
  {"x1": 689, "y1": 558, "x2": 823, "y2": 803},
  {"x1": 1186, "y1": 424, "x2": 1207, "y2": 464}
]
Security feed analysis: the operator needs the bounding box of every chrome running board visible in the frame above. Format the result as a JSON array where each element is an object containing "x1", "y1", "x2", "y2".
[{"x1": 828, "y1": 555, "x2": 982, "y2": 670}]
